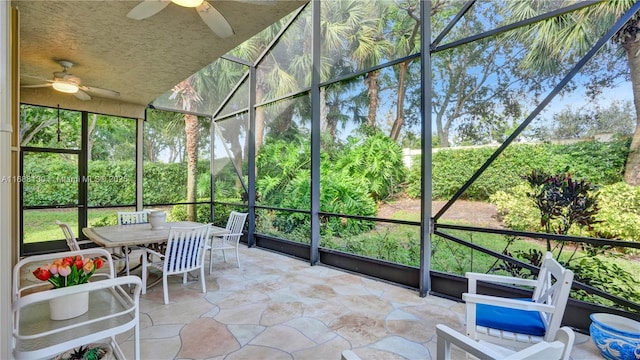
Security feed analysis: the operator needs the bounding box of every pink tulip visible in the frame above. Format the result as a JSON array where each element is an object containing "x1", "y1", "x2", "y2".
[
  {"x1": 49, "y1": 263, "x2": 59, "y2": 275},
  {"x1": 57, "y1": 264, "x2": 71, "y2": 277}
]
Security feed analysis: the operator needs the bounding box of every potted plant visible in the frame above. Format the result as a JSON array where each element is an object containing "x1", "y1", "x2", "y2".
[
  {"x1": 54, "y1": 343, "x2": 113, "y2": 360},
  {"x1": 32, "y1": 255, "x2": 105, "y2": 320}
]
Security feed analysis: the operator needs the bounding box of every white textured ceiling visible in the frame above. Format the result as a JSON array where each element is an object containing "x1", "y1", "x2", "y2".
[{"x1": 14, "y1": 0, "x2": 307, "y2": 117}]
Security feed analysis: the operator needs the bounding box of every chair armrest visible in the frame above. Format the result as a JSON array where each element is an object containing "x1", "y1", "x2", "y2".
[
  {"x1": 220, "y1": 232, "x2": 244, "y2": 239},
  {"x1": 466, "y1": 272, "x2": 539, "y2": 294},
  {"x1": 463, "y1": 293, "x2": 555, "y2": 313},
  {"x1": 436, "y1": 324, "x2": 504, "y2": 359},
  {"x1": 140, "y1": 246, "x2": 164, "y2": 259},
  {"x1": 504, "y1": 341, "x2": 564, "y2": 360},
  {"x1": 436, "y1": 324, "x2": 566, "y2": 360}
]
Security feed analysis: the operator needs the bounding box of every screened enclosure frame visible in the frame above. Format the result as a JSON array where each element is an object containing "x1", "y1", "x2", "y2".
[
  {"x1": 21, "y1": 0, "x2": 640, "y2": 325},
  {"x1": 182, "y1": 0, "x2": 640, "y2": 313}
]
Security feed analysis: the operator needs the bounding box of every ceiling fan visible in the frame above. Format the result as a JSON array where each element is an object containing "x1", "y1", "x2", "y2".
[
  {"x1": 21, "y1": 60, "x2": 120, "y2": 101},
  {"x1": 127, "y1": 0, "x2": 235, "y2": 38}
]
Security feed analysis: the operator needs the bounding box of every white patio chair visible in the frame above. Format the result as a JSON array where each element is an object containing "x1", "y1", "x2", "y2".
[
  {"x1": 56, "y1": 220, "x2": 81, "y2": 251},
  {"x1": 117, "y1": 210, "x2": 151, "y2": 225},
  {"x1": 57, "y1": 219, "x2": 129, "y2": 276},
  {"x1": 140, "y1": 224, "x2": 211, "y2": 304},
  {"x1": 463, "y1": 252, "x2": 574, "y2": 350},
  {"x1": 436, "y1": 324, "x2": 575, "y2": 360},
  {"x1": 204, "y1": 211, "x2": 248, "y2": 273},
  {"x1": 115, "y1": 210, "x2": 151, "y2": 276}
]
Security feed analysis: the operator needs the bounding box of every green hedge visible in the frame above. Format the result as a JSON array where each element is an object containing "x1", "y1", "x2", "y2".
[
  {"x1": 407, "y1": 139, "x2": 629, "y2": 200},
  {"x1": 23, "y1": 157, "x2": 211, "y2": 207}
]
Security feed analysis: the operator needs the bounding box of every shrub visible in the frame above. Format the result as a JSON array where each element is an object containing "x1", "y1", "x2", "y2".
[
  {"x1": 491, "y1": 170, "x2": 640, "y2": 310},
  {"x1": 591, "y1": 182, "x2": 640, "y2": 244},
  {"x1": 490, "y1": 184, "x2": 539, "y2": 231},
  {"x1": 493, "y1": 181, "x2": 640, "y2": 244},
  {"x1": 171, "y1": 201, "x2": 212, "y2": 223},
  {"x1": 408, "y1": 139, "x2": 629, "y2": 201},
  {"x1": 334, "y1": 132, "x2": 406, "y2": 201},
  {"x1": 274, "y1": 169, "x2": 377, "y2": 238}
]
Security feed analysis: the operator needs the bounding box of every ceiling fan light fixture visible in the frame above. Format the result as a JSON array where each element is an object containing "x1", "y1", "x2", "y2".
[
  {"x1": 172, "y1": 0, "x2": 204, "y2": 7},
  {"x1": 52, "y1": 81, "x2": 79, "y2": 94}
]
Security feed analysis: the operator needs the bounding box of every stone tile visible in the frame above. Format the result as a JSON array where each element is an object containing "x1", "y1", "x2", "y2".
[
  {"x1": 145, "y1": 298, "x2": 215, "y2": 325},
  {"x1": 571, "y1": 334, "x2": 601, "y2": 360},
  {"x1": 215, "y1": 302, "x2": 268, "y2": 325},
  {"x1": 178, "y1": 318, "x2": 240, "y2": 359},
  {"x1": 298, "y1": 284, "x2": 338, "y2": 300},
  {"x1": 249, "y1": 325, "x2": 316, "y2": 352},
  {"x1": 224, "y1": 345, "x2": 293, "y2": 360},
  {"x1": 124, "y1": 336, "x2": 182, "y2": 360},
  {"x1": 339, "y1": 294, "x2": 393, "y2": 315},
  {"x1": 227, "y1": 324, "x2": 266, "y2": 346},
  {"x1": 284, "y1": 317, "x2": 337, "y2": 344},
  {"x1": 350, "y1": 347, "x2": 408, "y2": 360},
  {"x1": 329, "y1": 313, "x2": 387, "y2": 347},
  {"x1": 303, "y1": 299, "x2": 351, "y2": 325},
  {"x1": 386, "y1": 317, "x2": 434, "y2": 343},
  {"x1": 292, "y1": 335, "x2": 351, "y2": 359},
  {"x1": 216, "y1": 288, "x2": 271, "y2": 309},
  {"x1": 268, "y1": 287, "x2": 301, "y2": 302},
  {"x1": 370, "y1": 336, "x2": 431, "y2": 360},
  {"x1": 140, "y1": 324, "x2": 184, "y2": 339},
  {"x1": 260, "y1": 301, "x2": 305, "y2": 326}
]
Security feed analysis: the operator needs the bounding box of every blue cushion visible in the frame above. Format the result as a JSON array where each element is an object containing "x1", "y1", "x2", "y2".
[{"x1": 476, "y1": 298, "x2": 546, "y2": 336}]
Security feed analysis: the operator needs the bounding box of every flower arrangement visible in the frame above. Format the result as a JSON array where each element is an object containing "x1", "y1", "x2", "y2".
[{"x1": 33, "y1": 255, "x2": 105, "y2": 288}]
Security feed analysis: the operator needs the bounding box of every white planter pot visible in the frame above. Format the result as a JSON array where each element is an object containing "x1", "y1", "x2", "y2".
[
  {"x1": 149, "y1": 211, "x2": 166, "y2": 229},
  {"x1": 49, "y1": 291, "x2": 89, "y2": 320}
]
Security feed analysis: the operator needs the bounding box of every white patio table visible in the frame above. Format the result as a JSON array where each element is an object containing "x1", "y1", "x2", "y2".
[
  {"x1": 83, "y1": 221, "x2": 228, "y2": 248},
  {"x1": 83, "y1": 221, "x2": 229, "y2": 282}
]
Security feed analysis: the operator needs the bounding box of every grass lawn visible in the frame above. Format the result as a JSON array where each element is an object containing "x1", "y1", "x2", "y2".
[{"x1": 23, "y1": 208, "x2": 126, "y2": 244}]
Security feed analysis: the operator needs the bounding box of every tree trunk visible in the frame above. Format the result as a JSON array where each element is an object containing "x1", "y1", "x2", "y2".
[
  {"x1": 320, "y1": 87, "x2": 328, "y2": 133},
  {"x1": 255, "y1": 86, "x2": 265, "y2": 154},
  {"x1": 623, "y1": 36, "x2": 640, "y2": 185},
  {"x1": 365, "y1": 70, "x2": 380, "y2": 128},
  {"x1": 185, "y1": 114, "x2": 198, "y2": 221},
  {"x1": 390, "y1": 61, "x2": 408, "y2": 141},
  {"x1": 440, "y1": 127, "x2": 449, "y2": 147},
  {"x1": 87, "y1": 114, "x2": 97, "y2": 161}
]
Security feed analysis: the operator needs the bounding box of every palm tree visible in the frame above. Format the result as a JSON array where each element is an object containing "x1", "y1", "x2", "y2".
[
  {"x1": 508, "y1": 0, "x2": 640, "y2": 184},
  {"x1": 170, "y1": 80, "x2": 202, "y2": 221}
]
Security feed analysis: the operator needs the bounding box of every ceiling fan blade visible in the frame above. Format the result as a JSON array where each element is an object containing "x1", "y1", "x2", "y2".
[
  {"x1": 22, "y1": 74, "x2": 53, "y2": 82},
  {"x1": 127, "y1": 0, "x2": 171, "y2": 20},
  {"x1": 197, "y1": 1, "x2": 234, "y2": 38},
  {"x1": 75, "y1": 90, "x2": 92, "y2": 101},
  {"x1": 81, "y1": 85, "x2": 120, "y2": 98},
  {"x1": 21, "y1": 84, "x2": 53, "y2": 88}
]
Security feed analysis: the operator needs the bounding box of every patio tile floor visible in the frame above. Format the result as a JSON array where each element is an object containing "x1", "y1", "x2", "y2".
[{"x1": 114, "y1": 245, "x2": 602, "y2": 359}]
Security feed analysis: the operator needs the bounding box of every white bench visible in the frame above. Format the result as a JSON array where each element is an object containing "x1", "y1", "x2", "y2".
[{"x1": 12, "y1": 248, "x2": 141, "y2": 360}]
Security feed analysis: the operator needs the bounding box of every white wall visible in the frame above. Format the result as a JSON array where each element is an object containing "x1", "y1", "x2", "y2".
[{"x1": 0, "y1": 2, "x2": 13, "y2": 358}]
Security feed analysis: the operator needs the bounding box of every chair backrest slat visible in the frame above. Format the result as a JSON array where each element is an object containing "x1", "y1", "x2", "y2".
[
  {"x1": 164, "y1": 224, "x2": 210, "y2": 274},
  {"x1": 56, "y1": 220, "x2": 80, "y2": 251},
  {"x1": 118, "y1": 210, "x2": 151, "y2": 225},
  {"x1": 226, "y1": 211, "x2": 248, "y2": 234},
  {"x1": 531, "y1": 252, "x2": 574, "y2": 340}
]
